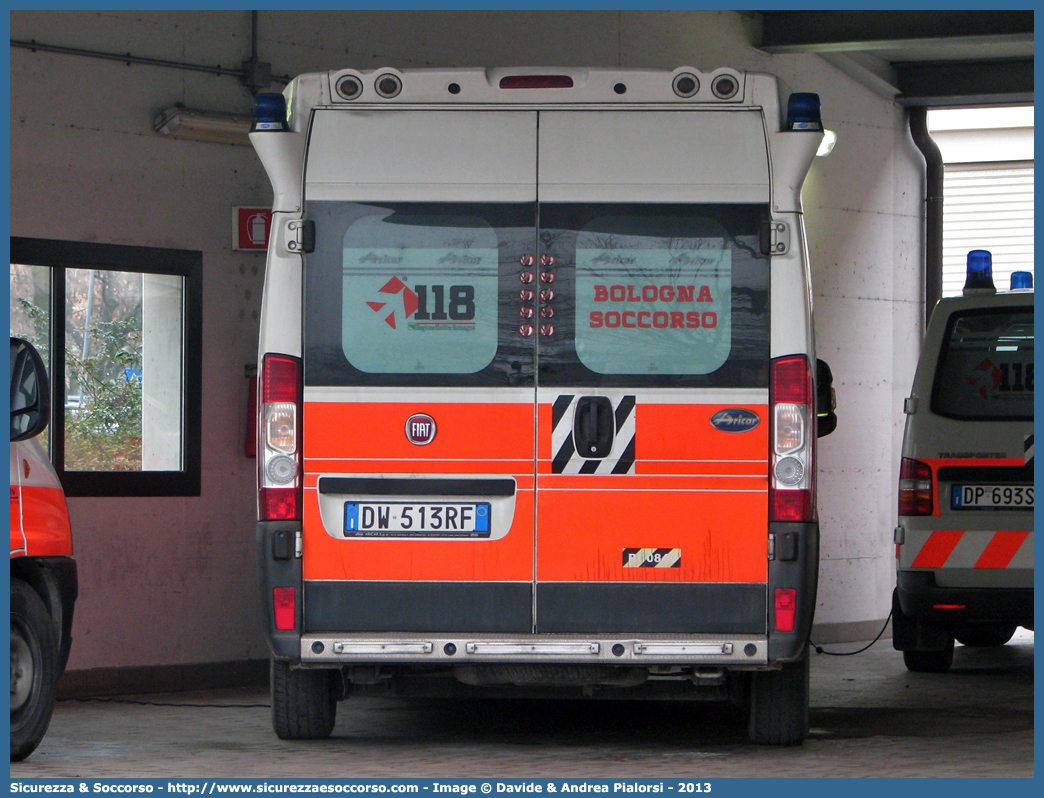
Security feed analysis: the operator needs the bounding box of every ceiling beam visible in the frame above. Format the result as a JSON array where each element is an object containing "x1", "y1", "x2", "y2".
[
  {"x1": 756, "y1": 10, "x2": 1033, "y2": 53},
  {"x1": 895, "y1": 58, "x2": 1034, "y2": 107}
]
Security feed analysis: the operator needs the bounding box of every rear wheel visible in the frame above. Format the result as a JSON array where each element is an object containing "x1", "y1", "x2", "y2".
[
  {"x1": 955, "y1": 625, "x2": 1017, "y2": 647},
  {"x1": 747, "y1": 650, "x2": 809, "y2": 746},
  {"x1": 902, "y1": 635, "x2": 954, "y2": 673},
  {"x1": 10, "y1": 579, "x2": 58, "y2": 761},
  {"x1": 270, "y1": 659, "x2": 338, "y2": 740}
]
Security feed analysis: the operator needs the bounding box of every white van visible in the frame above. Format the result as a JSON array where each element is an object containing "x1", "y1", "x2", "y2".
[
  {"x1": 893, "y1": 251, "x2": 1033, "y2": 672},
  {"x1": 250, "y1": 66, "x2": 836, "y2": 745}
]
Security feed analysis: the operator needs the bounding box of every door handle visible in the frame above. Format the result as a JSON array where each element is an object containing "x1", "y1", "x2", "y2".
[{"x1": 573, "y1": 396, "x2": 615, "y2": 458}]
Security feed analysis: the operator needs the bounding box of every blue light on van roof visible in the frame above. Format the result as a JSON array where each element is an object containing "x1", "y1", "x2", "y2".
[
  {"x1": 785, "y1": 93, "x2": 822, "y2": 131},
  {"x1": 1010, "y1": 271, "x2": 1033, "y2": 290},
  {"x1": 963, "y1": 249, "x2": 996, "y2": 294},
  {"x1": 252, "y1": 93, "x2": 289, "y2": 132}
]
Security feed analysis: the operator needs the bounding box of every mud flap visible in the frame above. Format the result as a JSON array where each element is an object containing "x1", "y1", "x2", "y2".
[
  {"x1": 257, "y1": 521, "x2": 303, "y2": 660},
  {"x1": 766, "y1": 522, "x2": 819, "y2": 662},
  {"x1": 891, "y1": 587, "x2": 951, "y2": 652}
]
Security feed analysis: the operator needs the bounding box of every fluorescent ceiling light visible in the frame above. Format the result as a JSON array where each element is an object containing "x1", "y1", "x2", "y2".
[{"x1": 153, "y1": 106, "x2": 252, "y2": 146}]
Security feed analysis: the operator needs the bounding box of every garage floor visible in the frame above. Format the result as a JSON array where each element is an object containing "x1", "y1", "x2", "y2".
[{"x1": 12, "y1": 630, "x2": 1033, "y2": 779}]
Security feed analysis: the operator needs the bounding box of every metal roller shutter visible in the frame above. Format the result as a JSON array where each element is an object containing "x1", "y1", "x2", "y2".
[{"x1": 942, "y1": 162, "x2": 1034, "y2": 296}]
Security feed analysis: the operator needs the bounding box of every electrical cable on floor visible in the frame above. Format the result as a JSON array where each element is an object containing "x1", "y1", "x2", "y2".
[
  {"x1": 59, "y1": 697, "x2": 270, "y2": 708},
  {"x1": 809, "y1": 609, "x2": 893, "y2": 656}
]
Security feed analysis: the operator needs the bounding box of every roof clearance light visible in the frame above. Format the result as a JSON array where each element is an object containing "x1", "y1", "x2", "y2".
[
  {"x1": 375, "y1": 73, "x2": 402, "y2": 98},
  {"x1": 252, "y1": 93, "x2": 289, "y2": 132},
  {"x1": 786, "y1": 92, "x2": 823, "y2": 131},
  {"x1": 963, "y1": 249, "x2": 996, "y2": 294},
  {"x1": 335, "y1": 75, "x2": 364, "y2": 101},
  {"x1": 499, "y1": 75, "x2": 574, "y2": 89},
  {"x1": 711, "y1": 74, "x2": 739, "y2": 100},
  {"x1": 1010, "y1": 271, "x2": 1033, "y2": 291},
  {"x1": 672, "y1": 73, "x2": 700, "y2": 98}
]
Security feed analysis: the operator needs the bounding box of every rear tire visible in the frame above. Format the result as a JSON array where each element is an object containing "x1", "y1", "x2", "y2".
[
  {"x1": 955, "y1": 625, "x2": 1017, "y2": 648},
  {"x1": 271, "y1": 659, "x2": 338, "y2": 740},
  {"x1": 747, "y1": 650, "x2": 809, "y2": 746},
  {"x1": 902, "y1": 635, "x2": 954, "y2": 673},
  {"x1": 10, "y1": 579, "x2": 58, "y2": 761}
]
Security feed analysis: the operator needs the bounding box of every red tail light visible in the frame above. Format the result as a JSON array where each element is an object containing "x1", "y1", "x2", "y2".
[
  {"x1": 262, "y1": 355, "x2": 300, "y2": 402},
  {"x1": 273, "y1": 587, "x2": 296, "y2": 631},
  {"x1": 772, "y1": 356, "x2": 812, "y2": 403},
  {"x1": 769, "y1": 355, "x2": 815, "y2": 523},
  {"x1": 898, "y1": 458, "x2": 934, "y2": 516},
  {"x1": 774, "y1": 588, "x2": 797, "y2": 632},
  {"x1": 259, "y1": 488, "x2": 299, "y2": 521},
  {"x1": 770, "y1": 490, "x2": 814, "y2": 523},
  {"x1": 258, "y1": 353, "x2": 302, "y2": 521}
]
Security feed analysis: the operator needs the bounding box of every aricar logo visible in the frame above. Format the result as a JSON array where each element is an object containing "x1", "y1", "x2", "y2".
[{"x1": 710, "y1": 408, "x2": 760, "y2": 433}]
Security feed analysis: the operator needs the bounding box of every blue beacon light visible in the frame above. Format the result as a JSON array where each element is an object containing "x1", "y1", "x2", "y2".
[
  {"x1": 963, "y1": 249, "x2": 996, "y2": 294},
  {"x1": 252, "y1": 93, "x2": 290, "y2": 132},
  {"x1": 785, "y1": 93, "x2": 823, "y2": 131},
  {"x1": 1010, "y1": 271, "x2": 1033, "y2": 290}
]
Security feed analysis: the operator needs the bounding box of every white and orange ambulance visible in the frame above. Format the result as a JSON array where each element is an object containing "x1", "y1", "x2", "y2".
[
  {"x1": 250, "y1": 66, "x2": 836, "y2": 745},
  {"x1": 9, "y1": 337, "x2": 77, "y2": 760},
  {"x1": 892, "y1": 252, "x2": 1033, "y2": 672}
]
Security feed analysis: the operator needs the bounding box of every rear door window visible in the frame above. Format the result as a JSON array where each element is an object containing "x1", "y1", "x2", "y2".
[
  {"x1": 538, "y1": 203, "x2": 770, "y2": 388},
  {"x1": 340, "y1": 211, "x2": 499, "y2": 374},
  {"x1": 304, "y1": 201, "x2": 535, "y2": 388},
  {"x1": 931, "y1": 306, "x2": 1034, "y2": 420},
  {"x1": 574, "y1": 215, "x2": 734, "y2": 375}
]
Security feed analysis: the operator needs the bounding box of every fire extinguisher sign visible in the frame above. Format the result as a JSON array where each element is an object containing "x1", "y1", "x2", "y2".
[{"x1": 233, "y1": 207, "x2": 273, "y2": 251}]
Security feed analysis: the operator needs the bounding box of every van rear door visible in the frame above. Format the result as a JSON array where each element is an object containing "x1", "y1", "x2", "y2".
[
  {"x1": 302, "y1": 110, "x2": 540, "y2": 633},
  {"x1": 532, "y1": 111, "x2": 772, "y2": 634},
  {"x1": 301, "y1": 107, "x2": 774, "y2": 640}
]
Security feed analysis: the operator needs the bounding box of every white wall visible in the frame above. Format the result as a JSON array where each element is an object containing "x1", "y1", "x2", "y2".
[{"x1": 9, "y1": 9, "x2": 923, "y2": 671}]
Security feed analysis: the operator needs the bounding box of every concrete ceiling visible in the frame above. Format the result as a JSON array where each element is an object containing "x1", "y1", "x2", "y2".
[{"x1": 754, "y1": 10, "x2": 1033, "y2": 107}]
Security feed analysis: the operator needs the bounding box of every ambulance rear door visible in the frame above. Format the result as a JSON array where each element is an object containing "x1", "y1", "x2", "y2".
[
  {"x1": 301, "y1": 109, "x2": 540, "y2": 635},
  {"x1": 532, "y1": 110, "x2": 773, "y2": 637}
]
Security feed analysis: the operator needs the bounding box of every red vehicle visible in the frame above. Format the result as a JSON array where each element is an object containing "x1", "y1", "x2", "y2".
[{"x1": 9, "y1": 337, "x2": 77, "y2": 760}]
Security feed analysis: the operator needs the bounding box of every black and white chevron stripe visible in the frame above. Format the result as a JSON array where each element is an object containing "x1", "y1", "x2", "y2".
[
  {"x1": 550, "y1": 394, "x2": 636, "y2": 475},
  {"x1": 1025, "y1": 433, "x2": 1034, "y2": 466}
]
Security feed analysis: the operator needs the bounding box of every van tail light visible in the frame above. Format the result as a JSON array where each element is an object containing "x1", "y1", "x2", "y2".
[
  {"x1": 898, "y1": 458, "x2": 934, "y2": 516},
  {"x1": 769, "y1": 355, "x2": 816, "y2": 522},
  {"x1": 258, "y1": 353, "x2": 302, "y2": 521},
  {"x1": 273, "y1": 587, "x2": 297, "y2": 631},
  {"x1": 774, "y1": 589, "x2": 797, "y2": 632}
]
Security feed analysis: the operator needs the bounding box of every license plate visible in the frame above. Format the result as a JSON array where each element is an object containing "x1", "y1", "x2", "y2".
[
  {"x1": 344, "y1": 502, "x2": 491, "y2": 538},
  {"x1": 952, "y1": 485, "x2": 1034, "y2": 509}
]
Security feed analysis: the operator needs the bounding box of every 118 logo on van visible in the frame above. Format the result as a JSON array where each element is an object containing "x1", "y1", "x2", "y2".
[{"x1": 367, "y1": 276, "x2": 477, "y2": 329}]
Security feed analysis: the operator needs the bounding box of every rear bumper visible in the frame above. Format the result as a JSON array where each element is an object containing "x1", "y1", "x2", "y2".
[
  {"x1": 300, "y1": 632, "x2": 769, "y2": 666},
  {"x1": 896, "y1": 570, "x2": 1034, "y2": 626},
  {"x1": 258, "y1": 520, "x2": 820, "y2": 668}
]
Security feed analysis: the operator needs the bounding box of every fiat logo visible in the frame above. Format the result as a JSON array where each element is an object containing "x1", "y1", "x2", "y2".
[{"x1": 405, "y1": 414, "x2": 437, "y2": 445}]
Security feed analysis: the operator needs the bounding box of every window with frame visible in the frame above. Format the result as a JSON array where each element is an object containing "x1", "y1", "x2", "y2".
[
  {"x1": 931, "y1": 306, "x2": 1033, "y2": 421},
  {"x1": 9, "y1": 238, "x2": 202, "y2": 496}
]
